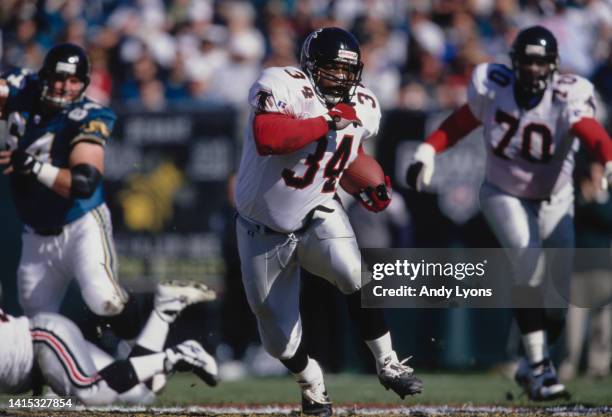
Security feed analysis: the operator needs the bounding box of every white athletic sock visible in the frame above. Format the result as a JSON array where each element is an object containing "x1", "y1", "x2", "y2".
[
  {"x1": 522, "y1": 330, "x2": 548, "y2": 365},
  {"x1": 135, "y1": 313, "x2": 169, "y2": 352},
  {"x1": 129, "y1": 353, "x2": 166, "y2": 382},
  {"x1": 293, "y1": 357, "x2": 324, "y2": 385},
  {"x1": 366, "y1": 332, "x2": 394, "y2": 370}
]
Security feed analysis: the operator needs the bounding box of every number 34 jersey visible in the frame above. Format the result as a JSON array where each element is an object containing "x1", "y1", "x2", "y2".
[
  {"x1": 467, "y1": 63, "x2": 595, "y2": 199},
  {"x1": 236, "y1": 66, "x2": 381, "y2": 233}
]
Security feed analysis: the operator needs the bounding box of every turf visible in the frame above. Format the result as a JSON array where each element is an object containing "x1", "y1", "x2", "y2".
[
  {"x1": 156, "y1": 372, "x2": 612, "y2": 407},
  {"x1": 2, "y1": 372, "x2": 612, "y2": 416}
]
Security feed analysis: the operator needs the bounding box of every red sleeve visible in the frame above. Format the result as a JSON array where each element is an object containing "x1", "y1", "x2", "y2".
[
  {"x1": 253, "y1": 113, "x2": 329, "y2": 156},
  {"x1": 425, "y1": 104, "x2": 482, "y2": 152},
  {"x1": 571, "y1": 118, "x2": 612, "y2": 164}
]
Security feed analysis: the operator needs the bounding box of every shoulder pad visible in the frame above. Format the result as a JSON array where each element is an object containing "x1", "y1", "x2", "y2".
[
  {"x1": 552, "y1": 73, "x2": 594, "y2": 102},
  {"x1": 67, "y1": 100, "x2": 116, "y2": 123},
  {"x1": 352, "y1": 85, "x2": 381, "y2": 139},
  {"x1": 553, "y1": 74, "x2": 596, "y2": 123},
  {"x1": 248, "y1": 66, "x2": 310, "y2": 116},
  {"x1": 472, "y1": 63, "x2": 514, "y2": 94},
  {"x1": 2, "y1": 68, "x2": 35, "y2": 89},
  {"x1": 69, "y1": 100, "x2": 116, "y2": 147}
]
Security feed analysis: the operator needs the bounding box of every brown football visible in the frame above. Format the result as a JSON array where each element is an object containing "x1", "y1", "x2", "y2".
[{"x1": 340, "y1": 153, "x2": 385, "y2": 194}]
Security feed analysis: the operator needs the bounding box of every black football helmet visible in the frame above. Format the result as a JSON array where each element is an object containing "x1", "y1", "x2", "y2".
[
  {"x1": 510, "y1": 26, "x2": 558, "y2": 95},
  {"x1": 39, "y1": 43, "x2": 90, "y2": 108},
  {"x1": 300, "y1": 27, "x2": 363, "y2": 106}
]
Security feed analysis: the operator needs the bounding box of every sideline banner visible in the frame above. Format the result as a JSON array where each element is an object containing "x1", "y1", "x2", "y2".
[{"x1": 104, "y1": 108, "x2": 238, "y2": 287}]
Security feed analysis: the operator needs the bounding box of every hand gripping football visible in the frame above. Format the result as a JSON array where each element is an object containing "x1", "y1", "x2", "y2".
[{"x1": 340, "y1": 153, "x2": 385, "y2": 194}]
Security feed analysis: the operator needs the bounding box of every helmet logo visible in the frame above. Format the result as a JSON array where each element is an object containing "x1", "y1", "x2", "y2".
[
  {"x1": 338, "y1": 49, "x2": 358, "y2": 63},
  {"x1": 303, "y1": 29, "x2": 323, "y2": 59},
  {"x1": 525, "y1": 44, "x2": 546, "y2": 56},
  {"x1": 55, "y1": 61, "x2": 76, "y2": 74}
]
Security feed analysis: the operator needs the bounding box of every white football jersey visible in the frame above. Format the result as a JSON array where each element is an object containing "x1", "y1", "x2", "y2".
[
  {"x1": 236, "y1": 66, "x2": 382, "y2": 232},
  {"x1": 468, "y1": 63, "x2": 595, "y2": 199},
  {"x1": 0, "y1": 310, "x2": 33, "y2": 393}
]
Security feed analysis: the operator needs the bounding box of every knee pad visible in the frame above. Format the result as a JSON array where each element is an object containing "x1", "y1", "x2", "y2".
[
  {"x1": 89, "y1": 294, "x2": 126, "y2": 316},
  {"x1": 83, "y1": 286, "x2": 127, "y2": 316}
]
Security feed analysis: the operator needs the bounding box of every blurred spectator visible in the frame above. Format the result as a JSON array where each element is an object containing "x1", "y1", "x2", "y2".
[
  {"x1": 184, "y1": 26, "x2": 229, "y2": 98},
  {"x1": 165, "y1": 51, "x2": 191, "y2": 101},
  {"x1": 119, "y1": 52, "x2": 159, "y2": 101},
  {"x1": 138, "y1": 79, "x2": 167, "y2": 111},
  {"x1": 262, "y1": 18, "x2": 297, "y2": 68},
  {"x1": 86, "y1": 46, "x2": 113, "y2": 105},
  {"x1": 209, "y1": 1, "x2": 264, "y2": 105},
  {"x1": 0, "y1": 0, "x2": 609, "y2": 120}
]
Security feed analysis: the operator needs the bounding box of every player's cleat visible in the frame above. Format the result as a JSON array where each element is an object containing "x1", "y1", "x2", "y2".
[
  {"x1": 154, "y1": 280, "x2": 216, "y2": 323},
  {"x1": 164, "y1": 340, "x2": 219, "y2": 387},
  {"x1": 300, "y1": 378, "x2": 333, "y2": 417},
  {"x1": 515, "y1": 357, "x2": 569, "y2": 401},
  {"x1": 377, "y1": 352, "x2": 423, "y2": 399}
]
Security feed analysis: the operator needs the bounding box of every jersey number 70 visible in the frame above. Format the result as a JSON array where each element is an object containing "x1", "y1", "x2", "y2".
[{"x1": 493, "y1": 109, "x2": 553, "y2": 163}]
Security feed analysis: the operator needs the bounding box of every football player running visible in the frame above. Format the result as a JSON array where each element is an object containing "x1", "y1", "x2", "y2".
[
  {"x1": 235, "y1": 27, "x2": 422, "y2": 416},
  {"x1": 406, "y1": 26, "x2": 612, "y2": 401},
  {"x1": 0, "y1": 44, "x2": 142, "y2": 338},
  {"x1": 0, "y1": 281, "x2": 218, "y2": 405}
]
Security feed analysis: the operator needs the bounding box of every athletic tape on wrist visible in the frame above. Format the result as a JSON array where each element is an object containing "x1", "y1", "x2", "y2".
[{"x1": 36, "y1": 163, "x2": 60, "y2": 188}]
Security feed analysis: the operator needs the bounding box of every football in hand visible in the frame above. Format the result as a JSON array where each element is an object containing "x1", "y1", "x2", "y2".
[{"x1": 340, "y1": 153, "x2": 385, "y2": 194}]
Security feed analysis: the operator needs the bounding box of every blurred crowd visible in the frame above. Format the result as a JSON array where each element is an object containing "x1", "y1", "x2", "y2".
[{"x1": 1, "y1": 0, "x2": 611, "y2": 113}]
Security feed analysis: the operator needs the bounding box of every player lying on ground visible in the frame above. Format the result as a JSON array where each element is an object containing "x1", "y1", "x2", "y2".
[
  {"x1": 235, "y1": 26, "x2": 422, "y2": 417},
  {"x1": 0, "y1": 281, "x2": 218, "y2": 405},
  {"x1": 406, "y1": 25, "x2": 612, "y2": 401}
]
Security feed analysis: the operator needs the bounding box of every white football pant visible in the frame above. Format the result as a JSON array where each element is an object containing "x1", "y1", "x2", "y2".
[
  {"x1": 236, "y1": 198, "x2": 362, "y2": 360},
  {"x1": 18, "y1": 204, "x2": 127, "y2": 317}
]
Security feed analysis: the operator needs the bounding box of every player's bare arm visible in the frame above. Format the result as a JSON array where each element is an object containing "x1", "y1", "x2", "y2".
[
  {"x1": 53, "y1": 141, "x2": 105, "y2": 198},
  {"x1": 0, "y1": 136, "x2": 104, "y2": 199}
]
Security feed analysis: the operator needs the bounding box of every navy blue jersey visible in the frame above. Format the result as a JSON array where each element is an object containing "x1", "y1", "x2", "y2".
[{"x1": 3, "y1": 69, "x2": 116, "y2": 229}]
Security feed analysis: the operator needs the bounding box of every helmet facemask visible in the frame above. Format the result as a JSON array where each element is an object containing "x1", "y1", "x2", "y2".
[
  {"x1": 306, "y1": 59, "x2": 363, "y2": 105},
  {"x1": 511, "y1": 52, "x2": 557, "y2": 95},
  {"x1": 40, "y1": 73, "x2": 87, "y2": 109}
]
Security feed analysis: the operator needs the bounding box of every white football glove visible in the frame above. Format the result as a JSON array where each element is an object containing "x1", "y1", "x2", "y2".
[
  {"x1": 406, "y1": 143, "x2": 435, "y2": 192},
  {"x1": 603, "y1": 161, "x2": 612, "y2": 191}
]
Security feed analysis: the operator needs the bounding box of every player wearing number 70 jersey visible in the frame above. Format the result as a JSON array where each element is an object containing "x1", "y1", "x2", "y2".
[
  {"x1": 406, "y1": 26, "x2": 612, "y2": 401},
  {"x1": 236, "y1": 27, "x2": 422, "y2": 417},
  {"x1": 0, "y1": 44, "x2": 140, "y2": 340}
]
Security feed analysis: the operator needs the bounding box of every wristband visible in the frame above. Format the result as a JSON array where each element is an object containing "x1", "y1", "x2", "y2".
[{"x1": 35, "y1": 162, "x2": 60, "y2": 188}]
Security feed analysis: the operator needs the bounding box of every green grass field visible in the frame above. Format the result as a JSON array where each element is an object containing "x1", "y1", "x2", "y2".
[
  {"x1": 157, "y1": 372, "x2": 612, "y2": 407},
  {"x1": 2, "y1": 372, "x2": 612, "y2": 416}
]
